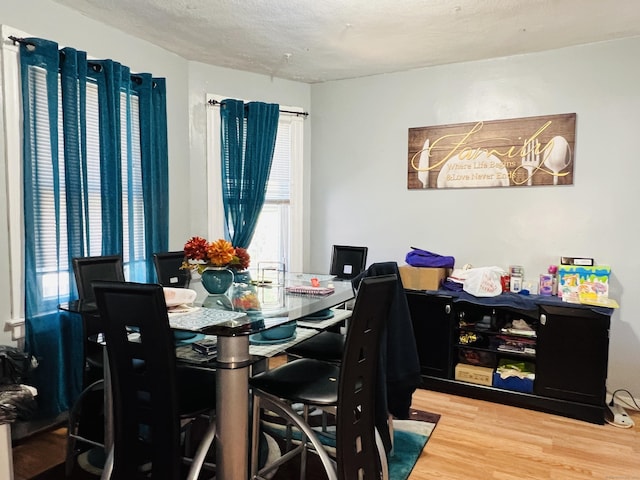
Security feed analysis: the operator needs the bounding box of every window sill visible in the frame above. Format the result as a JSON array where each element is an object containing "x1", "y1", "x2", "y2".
[{"x1": 6, "y1": 318, "x2": 25, "y2": 340}]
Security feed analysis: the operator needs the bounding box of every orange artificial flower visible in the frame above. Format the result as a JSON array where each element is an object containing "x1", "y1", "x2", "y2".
[{"x1": 207, "y1": 239, "x2": 236, "y2": 266}]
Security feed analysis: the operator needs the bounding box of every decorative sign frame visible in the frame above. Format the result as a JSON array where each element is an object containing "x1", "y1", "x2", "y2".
[{"x1": 407, "y1": 113, "x2": 576, "y2": 189}]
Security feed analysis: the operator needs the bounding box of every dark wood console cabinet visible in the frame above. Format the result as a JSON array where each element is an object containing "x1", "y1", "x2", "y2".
[{"x1": 406, "y1": 290, "x2": 613, "y2": 424}]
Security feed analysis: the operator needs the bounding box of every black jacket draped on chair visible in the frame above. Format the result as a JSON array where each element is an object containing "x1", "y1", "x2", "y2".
[{"x1": 352, "y1": 261, "x2": 422, "y2": 453}]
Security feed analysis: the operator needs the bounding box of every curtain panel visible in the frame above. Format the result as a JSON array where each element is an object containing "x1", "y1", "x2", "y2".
[
  {"x1": 18, "y1": 37, "x2": 169, "y2": 416},
  {"x1": 220, "y1": 99, "x2": 279, "y2": 248}
]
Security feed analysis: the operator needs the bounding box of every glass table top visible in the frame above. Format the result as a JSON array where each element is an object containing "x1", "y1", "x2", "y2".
[{"x1": 59, "y1": 274, "x2": 355, "y2": 337}]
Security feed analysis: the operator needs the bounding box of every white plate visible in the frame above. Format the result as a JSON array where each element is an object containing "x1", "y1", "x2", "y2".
[
  {"x1": 167, "y1": 305, "x2": 200, "y2": 315},
  {"x1": 163, "y1": 287, "x2": 197, "y2": 307}
]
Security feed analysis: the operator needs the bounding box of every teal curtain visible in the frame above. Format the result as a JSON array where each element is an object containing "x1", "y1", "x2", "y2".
[
  {"x1": 21, "y1": 38, "x2": 84, "y2": 417},
  {"x1": 19, "y1": 37, "x2": 168, "y2": 417},
  {"x1": 220, "y1": 99, "x2": 279, "y2": 248},
  {"x1": 136, "y1": 75, "x2": 169, "y2": 281}
]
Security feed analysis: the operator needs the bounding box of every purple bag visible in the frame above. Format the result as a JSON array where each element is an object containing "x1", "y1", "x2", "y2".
[{"x1": 405, "y1": 247, "x2": 455, "y2": 268}]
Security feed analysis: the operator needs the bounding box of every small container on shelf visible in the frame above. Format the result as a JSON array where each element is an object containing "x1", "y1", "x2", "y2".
[
  {"x1": 458, "y1": 348, "x2": 496, "y2": 368},
  {"x1": 492, "y1": 359, "x2": 535, "y2": 393},
  {"x1": 548, "y1": 265, "x2": 558, "y2": 295},
  {"x1": 539, "y1": 274, "x2": 553, "y2": 296},
  {"x1": 492, "y1": 373, "x2": 534, "y2": 393},
  {"x1": 509, "y1": 265, "x2": 524, "y2": 293},
  {"x1": 500, "y1": 275, "x2": 510, "y2": 292},
  {"x1": 455, "y1": 363, "x2": 494, "y2": 386}
]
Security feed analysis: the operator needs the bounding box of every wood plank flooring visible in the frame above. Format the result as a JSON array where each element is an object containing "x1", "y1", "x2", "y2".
[
  {"x1": 12, "y1": 387, "x2": 640, "y2": 479},
  {"x1": 410, "y1": 389, "x2": 640, "y2": 480},
  {"x1": 12, "y1": 426, "x2": 67, "y2": 480}
]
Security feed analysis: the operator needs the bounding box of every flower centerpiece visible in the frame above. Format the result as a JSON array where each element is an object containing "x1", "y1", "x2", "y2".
[
  {"x1": 182, "y1": 236, "x2": 250, "y2": 274},
  {"x1": 182, "y1": 236, "x2": 250, "y2": 295}
]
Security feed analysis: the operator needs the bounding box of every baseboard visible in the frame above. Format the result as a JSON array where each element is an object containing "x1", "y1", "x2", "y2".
[{"x1": 11, "y1": 412, "x2": 67, "y2": 443}]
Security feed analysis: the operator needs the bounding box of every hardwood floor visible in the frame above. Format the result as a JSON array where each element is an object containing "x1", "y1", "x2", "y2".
[
  {"x1": 411, "y1": 389, "x2": 640, "y2": 480},
  {"x1": 13, "y1": 388, "x2": 640, "y2": 479},
  {"x1": 12, "y1": 427, "x2": 67, "y2": 480}
]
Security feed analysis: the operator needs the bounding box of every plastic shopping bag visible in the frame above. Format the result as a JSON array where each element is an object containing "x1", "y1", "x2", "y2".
[{"x1": 462, "y1": 266, "x2": 506, "y2": 297}]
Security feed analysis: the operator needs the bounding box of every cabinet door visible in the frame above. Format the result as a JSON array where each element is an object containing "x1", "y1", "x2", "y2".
[
  {"x1": 406, "y1": 292, "x2": 453, "y2": 378},
  {"x1": 535, "y1": 304, "x2": 610, "y2": 405}
]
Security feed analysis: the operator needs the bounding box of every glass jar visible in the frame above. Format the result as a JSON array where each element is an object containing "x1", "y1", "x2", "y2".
[{"x1": 230, "y1": 272, "x2": 261, "y2": 313}]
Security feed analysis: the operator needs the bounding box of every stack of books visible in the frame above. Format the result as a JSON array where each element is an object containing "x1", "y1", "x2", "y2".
[{"x1": 285, "y1": 285, "x2": 335, "y2": 296}]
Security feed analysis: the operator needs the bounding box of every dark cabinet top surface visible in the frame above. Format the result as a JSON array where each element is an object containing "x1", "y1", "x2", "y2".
[{"x1": 406, "y1": 289, "x2": 614, "y2": 318}]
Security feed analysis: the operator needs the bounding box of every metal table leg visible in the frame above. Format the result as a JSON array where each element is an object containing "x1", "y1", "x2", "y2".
[
  {"x1": 101, "y1": 348, "x2": 113, "y2": 480},
  {"x1": 216, "y1": 335, "x2": 251, "y2": 480}
]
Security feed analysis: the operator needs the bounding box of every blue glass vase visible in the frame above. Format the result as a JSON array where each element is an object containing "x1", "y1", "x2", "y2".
[{"x1": 200, "y1": 267, "x2": 234, "y2": 295}]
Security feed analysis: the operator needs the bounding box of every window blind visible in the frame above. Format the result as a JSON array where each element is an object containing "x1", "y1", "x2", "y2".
[{"x1": 265, "y1": 122, "x2": 291, "y2": 202}]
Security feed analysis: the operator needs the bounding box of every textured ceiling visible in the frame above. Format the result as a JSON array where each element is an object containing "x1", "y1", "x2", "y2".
[{"x1": 51, "y1": 0, "x2": 640, "y2": 83}]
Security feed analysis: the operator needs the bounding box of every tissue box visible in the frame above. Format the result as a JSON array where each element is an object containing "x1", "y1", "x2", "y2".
[
  {"x1": 398, "y1": 265, "x2": 449, "y2": 291},
  {"x1": 557, "y1": 265, "x2": 611, "y2": 303}
]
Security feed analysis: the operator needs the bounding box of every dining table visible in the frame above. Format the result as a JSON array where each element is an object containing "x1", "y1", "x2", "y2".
[{"x1": 61, "y1": 273, "x2": 355, "y2": 480}]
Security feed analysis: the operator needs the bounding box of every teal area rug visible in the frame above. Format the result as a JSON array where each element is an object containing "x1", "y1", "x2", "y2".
[
  {"x1": 389, "y1": 416, "x2": 438, "y2": 479},
  {"x1": 263, "y1": 408, "x2": 439, "y2": 480}
]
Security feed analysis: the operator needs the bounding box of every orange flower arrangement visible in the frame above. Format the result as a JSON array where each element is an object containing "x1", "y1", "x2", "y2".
[{"x1": 182, "y1": 236, "x2": 250, "y2": 274}]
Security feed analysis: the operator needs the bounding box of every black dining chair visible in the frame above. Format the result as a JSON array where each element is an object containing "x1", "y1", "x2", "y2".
[
  {"x1": 72, "y1": 254, "x2": 126, "y2": 378},
  {"x1": 93, "y1": 281, "x2": 217, "y2": 480},
  {"x1": 286, "y1": 261, "x2": 422, "y2": 454},
  {"x1": 285, "y1": 244, "x2": 368, "y2": 362},
  {"x1": 329, "y1": 245, "x2": 368, "y2": 280},
  {"x1": 153, "y1": 251, "x2": 191, "y2": 288},
  {"x1": 65, "y1": 255, "x2": 126, "y2": 475},
  {"x1": 249, "y1": 274, "x2": 397, "y2": 480}
]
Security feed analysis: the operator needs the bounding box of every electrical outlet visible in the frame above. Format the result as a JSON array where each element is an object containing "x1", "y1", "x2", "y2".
[{"x1": 606, "y1": 404, "x2": 634, "y2": 427}]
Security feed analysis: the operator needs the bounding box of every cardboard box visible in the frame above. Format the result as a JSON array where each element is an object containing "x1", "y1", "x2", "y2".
[
  {"x1": 454, "y1": 363, "x2": 494, "y2": 386},
  {"x1": 557, "y1": 265, "x2": 611, "y2": 303},
  {"x1": 398, "y1": 265, "x2": 449, "y2": 291}
]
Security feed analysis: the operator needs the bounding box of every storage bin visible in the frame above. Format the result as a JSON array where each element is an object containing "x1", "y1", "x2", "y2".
[
  {"x1": 492, "y1": 373, "x2": 534, "y2": 393},
  {"x1": 458, "y1": 348, "x2": 496, "y2": 368}
]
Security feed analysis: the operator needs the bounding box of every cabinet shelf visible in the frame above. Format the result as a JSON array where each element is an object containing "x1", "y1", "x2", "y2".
[
  {"x1": 455, "y1": 343, "x2": 536, "y2": 360},
  {"x1": 407, "y1": 290, "x2": 612, "y2": 424},
  {"x1": 457, "y1": 326, "x2": 537, "y2": 340}
]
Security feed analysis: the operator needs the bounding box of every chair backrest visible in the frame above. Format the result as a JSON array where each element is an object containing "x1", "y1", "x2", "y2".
[
  {"x1": 153, "y1": 251, "x2": 191, "y2": 288},
  {"x1": 72, "y1": 255, "x2": 125, "y2": 303},
  {"x1": 329, "y1": 245, "x2": 368, "y2": 280},
  {"x1": 335, "y1": 274, "x2": 396, "y2": 480},
  {"x1": 72, "y1": 255, "x2": 126, "y2": 345},
  {"x1": 93, "y1": 281, "x2": 182, "y2": 480}
]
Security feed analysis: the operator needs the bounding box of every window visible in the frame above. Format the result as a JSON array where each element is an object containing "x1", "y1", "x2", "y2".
[
  {"x1": 1, "y1": 27, "x2": 164, "y2": 327},
  {"x1": 24, "y1": 64, "x2": 145, "y2": 310},
  {"x1": 206, "y1": 94, "x2": 304, "y2": 272}
]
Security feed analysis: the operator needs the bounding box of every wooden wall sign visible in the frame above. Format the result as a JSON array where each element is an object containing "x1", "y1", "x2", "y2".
[{"x1": 407, "y1": 113, "x2": 576, "y2": 189}]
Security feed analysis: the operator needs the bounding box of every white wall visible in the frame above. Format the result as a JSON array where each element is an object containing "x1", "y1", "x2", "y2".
[{"x1": 309, "y1": 37, "x2": 640, "y2": 399}]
